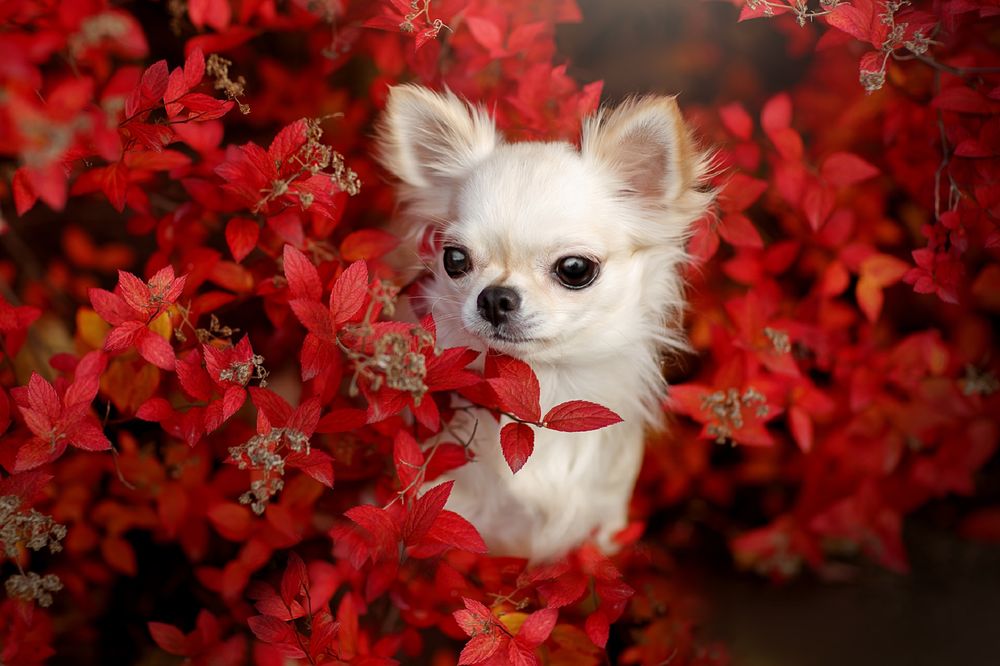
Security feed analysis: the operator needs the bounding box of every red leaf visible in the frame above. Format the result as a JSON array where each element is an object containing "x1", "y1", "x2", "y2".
[
  {"x1": 269, "y1": 119, "x2": 308, "y2": 171},
  {"x1": 66, "y1": 421, "x2": 111, "y2": 451},
  {"x1": 788, "y1": 405, "x2": 814, "y2": 453},
  {"x1": 103, "y1": 320, "x2": 141, "y2": 352},
  {"x1": 761, "y1": 93, "x2": 791, "y2": 135},
  {"x1": 25, "y1": 373, "x2": 60, "y2": 422},
  {"x1": 90, "y1": 288, "x2": 135, "y2": 326},
  {"x1": 249, "y1": 387, "x2": 294, "y2": 426},
  {"x1": 857, "y1": 253, "x2": 909, "y2": 321},
  {"x1": 126, "y1": 60, "x2": 169, "y2": 118},
  {"x1": 932, "y1": 86, "x2": 993, "y2": 114},
  {"x1": 802, "y1": 181, "x2": 835, "y2": 231},
  {"x1": 136, "y1": 397, "x2": 174, "y2": 422},
  {"x1": 102, "y1": 162, "x2": 129, "y2": 212},
  {"x1": 538, "y1": 572, "x2": 588, "y2": 608},
  {"x1": 225, "y1": 218, "x2": 259, "y2": 262},
  {"x1": 719, "y1": 102, "x2": 753, "y2": 140},
  {"x1": 0, "y1": 389, "x2": 9, "y2": 436},
  {"x1": 183, "y1": 46, "x2": 205, "y2": 88},
  {"x1": 316, "y1": 407, "x2": 367, "y2": 433},
  {"x1": 137, "y1": 328, "x2": 176, "y2": 370},
  {"x1": 247, "y1": 615, "x2": 300, "y2": 651},
  {"x1": 282, "y1": 244, "x2": 323, "y2": 301},
  {"x1": 23, "y1": 163, "x2": 68, "y2": 211},
  {"x1": 329, "y1": 260, "x2": 369, "y2": 327},
  {"x1": 769, "y1": 127, "x2": 804, "y2": 162},
  {"x1": 584, "y1": 611, "x2": 610, "y2": 648},
  {"x1": 508, "y1": 22, "x2": 547, "y2": 52},
  {"x1": 459, "y1": 632, "x2": 504, "y2": 665},
  {"x1": 14, "y1": 438, "x2": 66, "y2": 471},
  {"x1": 517, "y1": 608, "x2": 558, "y2": 647},
  {"x1": 299, "y1": 335, "x2": 336, "y2": 387},
  {"x1": 393, "y1": 430, "x2": 424, "y2": 490},
  {"x1": 189, "y1": 0, "x2": 232, "y2": 31},
  {"x1": 425, "y1": 347, "x2": 481, "y2": 391},
  {"x1": 465, "y1": 16, "x2": 505, "y2": 54},
  {"x1": 861, "y1": 253, "x2": 909, "y2": 286},
  {"x1": 206, "y1": 503, "x2": 252, "y2": 541},
  {"x1": 821, "y1": 152, "x2": 880, "y2": 187},
  {"x1": 423, "y1": 510, "x2": 488, "y2": 554},
  {"x1": 118, "y1": 270, "x2": 151, "y2": 313},
  {"x1": 12, "y1": 168, "x2": 38, "y2": 215},
  {"x1": 344, "y1": 504, "x2": 399, "y2": 565},
  {"x1": 825, "y1": 0, "x2": 883, "y2": 45},
  {"x1": 103, "y1": 536, "x2": 137, "y2": 575},
  {"x1": 340, "y1": 229, "x2": 399, "y2": 261},
  {"x1": 509, "y1": 641, "x2": 539, "y2": 666},
  {"x1": 719, "y1": 173, "x2": 768, "y2": 213},
  {"x1": 176, "y1": 350, "x2": 213, "y2": 401},
  {"x1": 487, "y1": 355, "x2": 541, "y2": 422},
  {"x1": 425, "y1": 442, "x2": 471, "y2": 481},
  {"x1": 289, "y1": 448, "x2": 334, "y2": 488},
  {"x1": 148, "y1": 622, "x2": 191, "y2": 656},
  {"x1": 281, "y1": 553, "x2": 308, "y2": 606},
  {"x1": 543, "y1": 401, "x2": 622, "y2": 432},
  {"x1": 454, "y1": 597, "x2": 495, "y2": 636},
  {"x1": 501, "y1": 422, "x2": 535, "y2": 473},
  {"x1": 404, "y1": 481, "x2": 453, "y2": 544},
  {"x1": 289, "y1": 299, "x2": 333, "y2": 337},
  {"x1": 717, "y1": 213, "x2": 764, "y2": 249}
]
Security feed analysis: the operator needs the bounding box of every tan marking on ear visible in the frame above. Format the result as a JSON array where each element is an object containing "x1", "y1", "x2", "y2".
[{"x1": 581, "y1": 94, "x2": 701, "y2": 202}]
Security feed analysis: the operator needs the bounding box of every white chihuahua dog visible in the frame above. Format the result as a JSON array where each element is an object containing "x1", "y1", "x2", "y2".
[{"x1": 376, "y1": 85, "x2": 713, "y2": 561}]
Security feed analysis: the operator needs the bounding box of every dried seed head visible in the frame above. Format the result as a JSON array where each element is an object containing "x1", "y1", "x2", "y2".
[
  {"x1": 860, "y1": 68, "x2": 886, "y2": 94},
  {"x1": 904, "y1": 31, "x2": 930, "y2": 55},
  {"x1": 5, "y1": 572, "x2": 64, "y2": 607},
  {"x1": 962, "y1": 365, "x2": 999, "y2": 397},
  {"x1": 69, "y1": 12, "x2": 132, "y2": 57},
  {"x1": 764, "y1": 327, "x2": 791, "y2": 354},
  {"x1": 330, "y1": 151, "x2": 361, "y2": 196},
  {"x1": 0, "y1": 496, "x2": 68, "y2": 558},
  {"x1": 219, "y1": 353, "x2": 269, "y2": 387},
  {"x1": 206, "y1": 54, "x2": 250, "y2": 114},
  {"x1": 700, "y1": 387, "x2": 769, "y2": 444},
  {"x1": 374, "y1": 332, "x2": 428, "y2": 402},
  {"x1": 229, "y1": 427, "x2": 312, "y2": 514}
]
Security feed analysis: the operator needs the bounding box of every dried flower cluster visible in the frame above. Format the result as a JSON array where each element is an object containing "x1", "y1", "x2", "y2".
[
  {"x1": 5, "y1": 572, "x2": 64, "y2": 608},
  {"x1": 206, "y1": 54, "x2": 250, "y2": 114},
  {"x1": 701, "y1": 388, "x2": 770, "y2": 444},
  {"x1": 229, "y1": 426, "x2": 313, "y2": 514},
  {"x1": 0, "y1": 496, "x2": 66, "y2": 559}
]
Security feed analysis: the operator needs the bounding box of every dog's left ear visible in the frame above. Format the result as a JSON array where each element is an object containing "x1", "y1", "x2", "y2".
[{"x1": 582, "y1": 96, "x2": 699, "y2": 204}]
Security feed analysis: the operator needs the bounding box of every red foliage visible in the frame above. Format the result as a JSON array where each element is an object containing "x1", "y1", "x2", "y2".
[{"x1": 0, "y1": 0, "x2": 997, "y2": 664}]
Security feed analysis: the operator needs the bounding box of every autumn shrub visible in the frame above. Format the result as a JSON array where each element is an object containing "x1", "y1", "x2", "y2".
[{"x1": 0, "y1": 0, "x2": 998, "y2": 664}]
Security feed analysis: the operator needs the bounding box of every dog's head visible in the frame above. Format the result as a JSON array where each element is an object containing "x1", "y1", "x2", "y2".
[{"x1": 376, "y1": 85, "x2": 713, "y2": 365}]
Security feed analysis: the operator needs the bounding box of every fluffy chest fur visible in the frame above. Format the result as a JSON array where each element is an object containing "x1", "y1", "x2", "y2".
[{"x1": 440, "y1": 367, "x2": 649, "y2": 561}]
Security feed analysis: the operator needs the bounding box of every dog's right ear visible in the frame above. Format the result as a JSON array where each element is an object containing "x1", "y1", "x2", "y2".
[{"x1": 376, "y1": 85, "x2": 498, "y2": 189}]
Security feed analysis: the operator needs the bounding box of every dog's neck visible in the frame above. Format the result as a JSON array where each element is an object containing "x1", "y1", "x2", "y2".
[{"x1": 532, "y1": 342, "x2": 665, "y2": 431}]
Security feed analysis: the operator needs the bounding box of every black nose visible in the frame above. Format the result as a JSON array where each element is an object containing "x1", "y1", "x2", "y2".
[{"x1": 477, "y1": 286, "x2": 520, "y2": 326}]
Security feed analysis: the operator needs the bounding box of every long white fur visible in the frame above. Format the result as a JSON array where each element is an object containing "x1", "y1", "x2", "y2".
[{"x1": 376, "y1": 85, "x2": 714, "y2": 561}]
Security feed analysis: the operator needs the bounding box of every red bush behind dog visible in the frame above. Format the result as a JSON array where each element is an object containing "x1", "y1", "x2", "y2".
[{"x1": 0, "y1": 0, "x2": 997, "y2": 663}]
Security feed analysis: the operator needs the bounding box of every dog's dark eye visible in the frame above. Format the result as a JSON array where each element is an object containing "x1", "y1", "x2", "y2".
[
  {"x1": 554, "y1": 256, "x2": 598, "y2": 289},
  {"x1": 443, "y1": 246, "x2": 472, "y2": 278}
]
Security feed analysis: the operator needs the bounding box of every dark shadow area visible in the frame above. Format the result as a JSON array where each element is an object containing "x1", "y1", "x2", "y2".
[{"x1": 690, "y1": 521, "x2": 1000, "y2": 665}]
